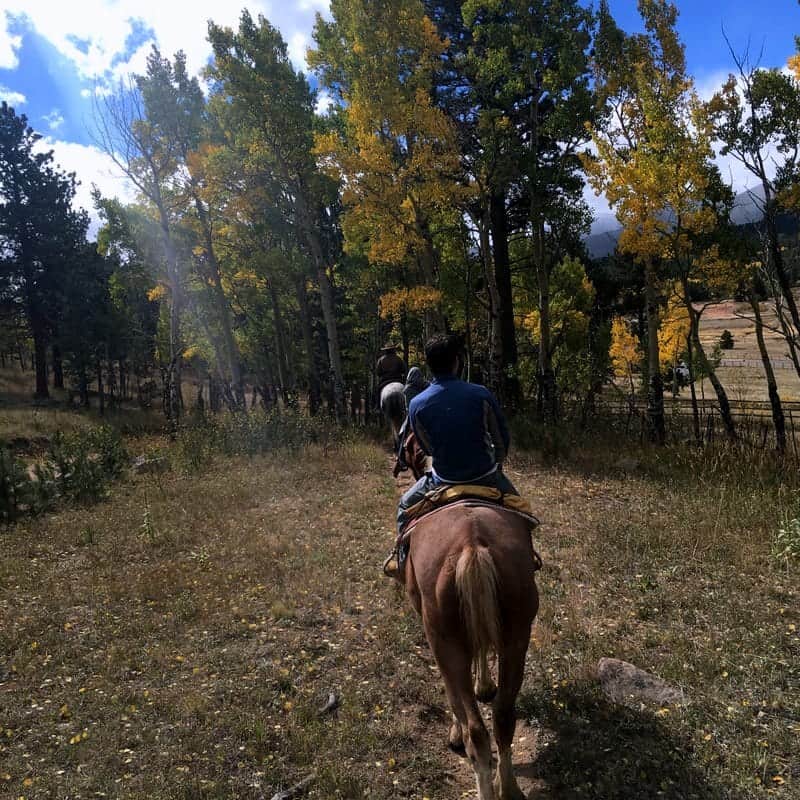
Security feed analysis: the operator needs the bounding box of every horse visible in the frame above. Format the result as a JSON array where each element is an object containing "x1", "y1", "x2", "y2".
[
  {"x1": 401, "y1": 502, "x2": 539, "y2": 800},
  {"x1": 379, "y1": 381, "x2": 407, "y2": 446}
]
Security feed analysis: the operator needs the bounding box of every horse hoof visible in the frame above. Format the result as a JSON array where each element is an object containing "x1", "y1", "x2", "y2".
[
  {"x1": 448, "y1": 722, "x2": 465, "y2": 756},
  {"x1": 448, "y1": 739, "x2": 466, "y2": 757},
  {"x1": 475, "y1": 684, "x2": 497, "y2": 704}
]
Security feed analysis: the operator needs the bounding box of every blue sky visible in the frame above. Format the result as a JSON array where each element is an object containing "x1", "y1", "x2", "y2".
[{"x1": 0, "y1": 0, "x2": 797, "y2": 225}]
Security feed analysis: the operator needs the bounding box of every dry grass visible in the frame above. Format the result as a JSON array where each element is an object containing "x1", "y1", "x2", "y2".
[
  {"x1": 0, "y1": 369, "x2": 166, "y2": 451},
  {"x1": 1, "y1": 432, "x2": 798, "y2": 799},
  {"x1": 699, "y1": 299, "x2": 800, "y2": 401}
]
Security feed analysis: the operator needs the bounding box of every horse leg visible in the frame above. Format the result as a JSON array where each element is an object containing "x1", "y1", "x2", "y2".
[
  {"x1": 448, "y1": 713, "x2": 465, "y2": 755},
  {"x1": 475, "y1": 650, "x2": 497, "y2": 703},
  {"x1": 492, "y1": 636, "x2": 529, "y2": 800},
  {"x1": 425, "y1": 623, "x2": 495, "y2": 800}
]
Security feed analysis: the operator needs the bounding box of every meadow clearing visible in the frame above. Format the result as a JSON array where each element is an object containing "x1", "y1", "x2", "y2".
[{"x1": 1, "y1": 366, "x2": 798, "y2": 799}]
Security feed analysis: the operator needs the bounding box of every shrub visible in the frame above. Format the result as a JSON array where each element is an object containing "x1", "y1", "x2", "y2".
[
  {"x1": 47, "y1": 426, "x2": 127, "y2": 505},
  {"x1": 0, "y1": 449, "x2": 36, "y2": 523},
  {"x1": 175, "y1": 409, "x2": 343, "y2": 469},
  {"x1": 774, "y1": 516, "x2": 800, "y2": 565}
]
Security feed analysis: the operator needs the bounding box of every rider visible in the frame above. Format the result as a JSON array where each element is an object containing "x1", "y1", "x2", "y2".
[
  {"x1": 385, "y1": 333, "x2": 518, "y2": 575},
  {"x1": 376, "y1": 344, "x2": 407, "y2": 392},
  {"x1": 393, "y1": 366, "x2": 430, "y2": 476}
]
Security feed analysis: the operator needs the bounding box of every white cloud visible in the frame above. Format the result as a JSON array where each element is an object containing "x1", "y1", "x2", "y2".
[
  {"x1": 80, "y1": 88, "x2": 92, "y2": 99},
  {"x1": 287, "y1": 31, "x2": 310, "y2": 72},
  {"x1": 0, "y1": 83, "x2": 25, "y2": 106},
  {"x1": 34, "y1": 136, "x2": 136, "y2": 237},
  {"x1": 0, "y1": 0, "x2": 331, "y2": 84},
  {"x1": 315, "y1": 88, "x2": 334, "y2": 116},
  {"x1": 694, "y1": 69, "x2": 732, "y2": 103},
  {"x1": 42, "y1": 109, "x2": 64, "y2": 130},
  {"x1": 0, "y1": 11, "x2": 21, "y2": 68}
]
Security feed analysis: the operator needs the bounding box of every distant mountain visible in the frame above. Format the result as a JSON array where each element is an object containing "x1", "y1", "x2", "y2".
[
  {"x1": 729, "y1": 186, "x2": 765, "y2": 225},
  {"x1": 585, "y1": 226, "x2": 622, "y2": 259},
  {"x1": 582, "y1": 187, "x2": 767, "y2": 260}
]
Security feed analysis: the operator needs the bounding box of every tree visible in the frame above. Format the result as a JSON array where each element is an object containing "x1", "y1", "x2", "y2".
[
  {"x1": 138, "y1": 47, "x2": 246, "y2": 410},
  {"x1": 0, "y1": 102, "x2": 88, "y2": 398},
  {"x1": 95, "y1": 75, "x2": 186, "y2": 423},
  {"x1": 610, "y1": 316, "x2": 642, "y2": 391},
  {"x1": 310, "y1": 0, "x2": 461, "y2": 338},
  {"x1": 658, "y1": 289, "x2": 690, "y2": 378},
  {"x1": 522, "y1": 256, "x2": 596, "y2": 406},
  {"x1": 707, "y1": 54, "x2": 800, "y2": 378},
  {"x1": 208, "y1": 11, "x2": 348, "y2": 418},
  {"x1": 438, "y1": 0, "x2": 594, "y2": 416},
  {"x1": 584, "y1": 0, "x2": 712, "y2": 443}
]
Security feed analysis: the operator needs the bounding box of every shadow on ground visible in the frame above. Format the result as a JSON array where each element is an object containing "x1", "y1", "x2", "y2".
[{"x1": 515, "y1": 683, "x2": 732, "y2": 800}]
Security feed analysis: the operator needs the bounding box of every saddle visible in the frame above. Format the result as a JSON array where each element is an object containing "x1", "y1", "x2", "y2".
[
  {"x1": 404, "y1": 483, "x2": 539, "y2": 531},
  {"x1": 389, "y1": 486, "x2": 542, "y2": 578}
]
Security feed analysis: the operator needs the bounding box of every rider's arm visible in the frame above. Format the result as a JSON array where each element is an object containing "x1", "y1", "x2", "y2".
[
  {"x1": 408, "y1": 400, "x2": 432, "y2": 455},
  {"x1": 483, "y1": 390, "x2": 510, "y2": 465}
]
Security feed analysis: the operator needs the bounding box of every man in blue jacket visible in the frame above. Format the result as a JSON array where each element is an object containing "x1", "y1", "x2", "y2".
[{"x1": 385, "y1": 334, "x2": 518, "y2": 576}]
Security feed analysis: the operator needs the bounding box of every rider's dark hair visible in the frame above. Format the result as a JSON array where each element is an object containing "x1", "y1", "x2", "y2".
[{"x1": 425, "y1": 333, "x2": 463, "y2": 375}]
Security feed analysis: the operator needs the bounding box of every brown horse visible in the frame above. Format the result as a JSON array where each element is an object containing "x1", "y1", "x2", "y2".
[{"x1": 401, "y1": 501, "x2": 539, "y2": 800}]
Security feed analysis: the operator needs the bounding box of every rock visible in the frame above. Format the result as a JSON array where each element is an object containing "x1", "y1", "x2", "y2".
[
  {"x1": 596, "y1": 658, "x2": 687, "y2": 707},
  {"x1": 318, "y1": 691, "x2": 339, "y2": 716},
  {"x1": 132, "y1": 455, "x2": 168, "y2": 474},
  {"x1": 270, "y1": 773, "x2": 316, "y2": 800}
]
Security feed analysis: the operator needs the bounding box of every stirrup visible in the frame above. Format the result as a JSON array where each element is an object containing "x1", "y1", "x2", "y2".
[{"x1": 382, "y1": 549, "x2": 400, "y2": 578}]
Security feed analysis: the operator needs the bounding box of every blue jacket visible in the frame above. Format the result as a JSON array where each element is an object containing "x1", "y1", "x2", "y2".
[{"x1": 409, "y1": 374, "x2": 510, "y2": 484}]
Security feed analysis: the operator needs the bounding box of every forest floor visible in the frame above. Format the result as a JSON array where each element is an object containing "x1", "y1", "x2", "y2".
[{"x1": 1, "y1": 421, "x2": 799, "y2": 799}]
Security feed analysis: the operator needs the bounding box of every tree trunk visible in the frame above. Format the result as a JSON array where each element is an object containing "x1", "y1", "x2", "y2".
[
  {"x1": 490, "y1": 191, "x2": 520, "y2": 405},
  {"x1": 686, "y1": 299, "x2": 735, "y2": 441},
  {"x1": 97, "y1": 361, "x2": 105, "y2": 416},
  {"x1": 478, "y1": 209, "x2": 502, "y2": 396},
  {"x1": 765, "y1": 202, "x2": 800, "y2": 367},
  {"x1": 531, "y1": 199, "x2": 556, "y2": 422},
  {"x1": 644, "y1": 260, "x2": 665, "y2": 444},
  {"x1": 79, "y1": 367, "x2": 89, "y2": 407},
  {"x1": 686, "y1": 333, "x2": 701, "y2": 444},
  {"x1": 294, "y1": 274, "x2": 322, "y2": 415},
  {"x1": 750, "y1": 290, "x2": 786, "y2": 453},
  {"x1": 32, "y1": 324, "x2": 49, "y2": 399},
  {"x1": 289, "y1": 181, "x2": 346, "y2": 419},
  {"x1": 536, "y1": 258, "x2": 557, "y2": 422},
  {"x1": 400, "y1": 311, "x2": 410, "y2": 371},
  {"x1": 155, "y1": 203, "x2": 182, "y2": 426},
  {"x1": 269, "y1": 283, "x2": 291, "y2": 401},
  {"x1": 192, "y1": 191, "x2": 245, "y2": 409},
  {"x1": 52, "y1": 344, "x2": 64, "y2": 390},
  {"x1": 415, "y1": 224, "x2": 446, "y2": 337}
]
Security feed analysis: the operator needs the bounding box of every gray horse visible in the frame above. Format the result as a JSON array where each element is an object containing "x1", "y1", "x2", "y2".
[{"x1": 380, "y1": 381, "x2": 407, "y2": 447}]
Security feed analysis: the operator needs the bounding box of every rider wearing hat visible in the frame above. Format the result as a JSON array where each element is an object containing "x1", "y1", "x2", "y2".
[{"x1": 376, "y1": 343, "x2": 407, "y2": 392}]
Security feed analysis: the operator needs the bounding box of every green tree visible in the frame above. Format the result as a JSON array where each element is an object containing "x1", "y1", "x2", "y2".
[
  {"x1": 137, "y1": 47, "x2": 246, "y2": 409},
  {"x1": 310, "y1": 0, "x2": 461, "y2": 338},
  {"x1": 460, "y1": 0, "x2": 595, "y2": 418},
  {"x1": 0, "y1": 102, "x2": 88, "y2": 398},
  {"x1": 207, "y1": 11, "x2": 348, "y2": 418}
]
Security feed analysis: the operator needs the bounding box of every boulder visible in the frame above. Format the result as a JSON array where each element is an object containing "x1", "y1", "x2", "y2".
[
  {"x1": 131, "y1": 455, "x2": 168, "y2": 474},
  {"x1": 596, "y1": 657, "x2": 687, "y2": 707}
]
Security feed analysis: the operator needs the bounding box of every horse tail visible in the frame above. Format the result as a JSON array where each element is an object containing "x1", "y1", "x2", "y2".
[{"x1": 455, "y1": 544, "x2": 501, "y2": 669}]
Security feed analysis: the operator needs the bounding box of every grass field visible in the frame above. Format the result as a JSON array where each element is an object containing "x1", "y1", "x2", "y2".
[
  {"x1": 1, "y1": 425, "x2": 798, "y2": 799},
  {"x1": 699, "y1": 299, "x2": 800, "y2": 402}
]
